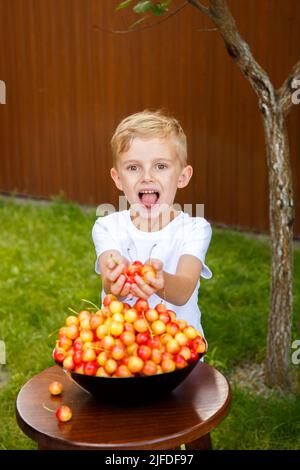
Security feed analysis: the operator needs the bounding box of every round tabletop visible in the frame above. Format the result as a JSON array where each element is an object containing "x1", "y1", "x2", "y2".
[{"x1": 16, "y1": 363, "x2": 231, "y2": 450}]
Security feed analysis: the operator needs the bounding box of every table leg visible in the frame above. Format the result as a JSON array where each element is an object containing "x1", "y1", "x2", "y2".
[{"x1": 185, "y1": 433, "x2": 212, "y2": 450}]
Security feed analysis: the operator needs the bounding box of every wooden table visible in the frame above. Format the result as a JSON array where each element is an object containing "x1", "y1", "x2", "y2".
[{"x1": 16, "y1": 363, "x2": 231, "y2": 450}]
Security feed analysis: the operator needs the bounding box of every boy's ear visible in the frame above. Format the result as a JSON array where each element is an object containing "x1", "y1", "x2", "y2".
[
  {"x1": 177, "y1": 165, "x2": 193, "y2": 189},
  {"x1": 110, "y1": 167, "x2": 123, "y2": 191}
]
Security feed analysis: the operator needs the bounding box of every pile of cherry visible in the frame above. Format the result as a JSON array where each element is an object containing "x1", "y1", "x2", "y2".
[
  {"x1": 50, "y1": 261, "x2": 206, "y2": 421},
  {"x1": 53, "y1": 295, "x2": 206, "y2": 378}
]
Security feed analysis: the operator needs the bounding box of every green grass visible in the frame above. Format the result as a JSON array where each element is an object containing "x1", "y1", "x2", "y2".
[{"x1": 0, "y1": 196, "x2": 299, "y2": 449}]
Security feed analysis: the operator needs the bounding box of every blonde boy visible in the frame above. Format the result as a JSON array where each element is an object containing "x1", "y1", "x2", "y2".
[{"x1": 92, "y1": 110, "x2": 212, "y2": 336}]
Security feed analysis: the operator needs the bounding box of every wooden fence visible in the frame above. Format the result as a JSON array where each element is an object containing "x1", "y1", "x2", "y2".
[{"x1": 0, "y1": 0, "x2": 299, "y2": 235}]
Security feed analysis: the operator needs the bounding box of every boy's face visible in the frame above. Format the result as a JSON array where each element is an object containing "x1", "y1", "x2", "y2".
[{"x1": 110, "y1": 136, "x2": 193, "y2": 217}]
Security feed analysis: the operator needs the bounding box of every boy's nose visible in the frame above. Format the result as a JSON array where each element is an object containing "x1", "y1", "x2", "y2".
[
  {"x1": 141, "y1": 169, "x2": 154, "y2": 182},
  {"x1": 142, "y1": 176, "x2": 154, "y2": 183}
]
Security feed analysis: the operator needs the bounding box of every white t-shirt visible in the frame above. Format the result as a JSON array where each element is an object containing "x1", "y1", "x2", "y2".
[{"x1": 92, "y1": 210, "x2": 212, "y2": 338}]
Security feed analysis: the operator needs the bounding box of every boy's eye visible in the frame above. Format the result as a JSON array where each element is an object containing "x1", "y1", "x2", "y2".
[
  {"x1": 126, "y1": 163, "x2": 167, "y2": 171},
  {"x1": 156, "y1": 163, "x2": 167, "y2": 170}
]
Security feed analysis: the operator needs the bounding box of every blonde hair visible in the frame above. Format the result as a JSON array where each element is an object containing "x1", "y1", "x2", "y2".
[{"x1": 111, "y1": 109, "x2": 187, "y2": 167}]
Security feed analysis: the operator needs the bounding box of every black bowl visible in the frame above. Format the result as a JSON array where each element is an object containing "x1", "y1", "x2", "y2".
[{"x1": 67, "y1": 360, "x2": 201, "y2": 405}]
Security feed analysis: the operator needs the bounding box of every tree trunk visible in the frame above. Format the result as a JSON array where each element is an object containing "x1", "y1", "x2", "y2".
[
  {"x1": 261, "y1": 104, "x2": 294, "y2": 387},
  {"x1": 187, "y1": 0, "x2": 299, "y2": 389}
]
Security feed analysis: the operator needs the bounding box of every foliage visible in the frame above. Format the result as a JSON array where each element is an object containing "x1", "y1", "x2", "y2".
[
  {"x1": 116, "y1": 0, "x2": 172, "y2": 28},
  {"x1": 0, "y1": 197, "x2": 299, "y2": 449}
]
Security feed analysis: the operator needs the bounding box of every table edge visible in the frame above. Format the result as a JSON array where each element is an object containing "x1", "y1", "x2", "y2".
[{"x1": 16, "y1": 364, "x2": 232, "y2": 450}]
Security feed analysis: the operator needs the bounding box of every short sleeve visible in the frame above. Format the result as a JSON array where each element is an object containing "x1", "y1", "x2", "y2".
[
  {"x1": 181, "y1": 218, "x2": 213, "y2": 279},
  {"x1": 92, "y1": 218, "x2": 120, "y2": 275}
]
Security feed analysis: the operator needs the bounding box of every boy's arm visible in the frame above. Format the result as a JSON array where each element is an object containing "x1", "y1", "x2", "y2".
[
  {"x1": 156, "y1": 255, "x2": 203, "y2": 306},
  {"x1": 132, "y1": 255, "x2": 203, "y2": 306}
]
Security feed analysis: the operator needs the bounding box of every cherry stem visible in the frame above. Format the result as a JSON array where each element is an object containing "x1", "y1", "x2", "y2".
[
  {"x1": 127, "y1": 248, "x2": 134, "y2": 263},
  {"x1": 161, "y1": 286, "x2": 166, "y2": 305},
  {"x1": 141, "y1": 310, "x2": 154, "y2": 338},
  {"x1": 90, "y1": 344, "x2": 104, "y2": 351},
  {"x1": 47, "y1": 327, "x2": 60, "y2": 339},
  {"x1": 110, "y1": 253, "x2": 120, "y2": 265},
  {"x1": 148, "y1": 243, "x2": 157, "y2": 264},
  {"x1": 68, "y1": 307, "x2": 79, "y2": 316},
  {"x1": 81, "y1": 299, "x2": 100, "y2": 310},
  {"x1": 42, "y1": 403, "x2": 56, "y2": 413}
]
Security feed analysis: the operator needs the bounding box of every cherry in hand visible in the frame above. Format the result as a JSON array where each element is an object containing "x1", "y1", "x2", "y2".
[{"x1": 123, "y1": 261, "x2": 157, "y2": 285}]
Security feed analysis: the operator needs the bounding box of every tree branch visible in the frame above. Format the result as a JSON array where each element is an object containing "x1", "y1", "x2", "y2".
[
  {"x1": 196, "y1": 27, "x2": 218, "y2": 32},
  {"x1": 189, "y1": 0, "x2": 276, "y2": 111},
  {"x1": 187, "y1": 0, "x2": 213, "y2": 19},
  {"x1": 93, "y1": 1, "x2": 188, "y2": 34},
  {"x1": 277, "y1": 59, "x2": 300, "y2": 117}
]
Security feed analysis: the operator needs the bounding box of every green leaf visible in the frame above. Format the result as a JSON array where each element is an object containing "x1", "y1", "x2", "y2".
[
  {"x1": 115, "y1": 0, "x2": 133, "y2": 11},
  {"x1": 150, "y1": 2, "x2": 170, "y2": 15},
  {"x1": 133, "y1": 1, "x2": 154, "y2": 14}
]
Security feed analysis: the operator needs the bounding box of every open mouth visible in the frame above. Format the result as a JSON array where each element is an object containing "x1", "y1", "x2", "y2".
[{"x1": 138, "y1": 190, "x2": 160, "y2": 209}]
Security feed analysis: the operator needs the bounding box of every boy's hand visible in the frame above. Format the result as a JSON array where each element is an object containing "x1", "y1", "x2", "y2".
[
  {"x1": 131, "y1": 259, "x2": 164, "y2": 300},
  {"x1": 105, "y1": 254, "x2": 132, "y2": 298}
]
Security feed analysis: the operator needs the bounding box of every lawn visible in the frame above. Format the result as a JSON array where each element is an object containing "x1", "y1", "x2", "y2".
[{"x1": 0, "y1": 196, "x2": 299, "y2": 450}]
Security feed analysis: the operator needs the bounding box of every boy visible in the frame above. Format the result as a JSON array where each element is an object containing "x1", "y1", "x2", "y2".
[{"x1": 92, "y1": 110, "x2": 212, "y2": 338}]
